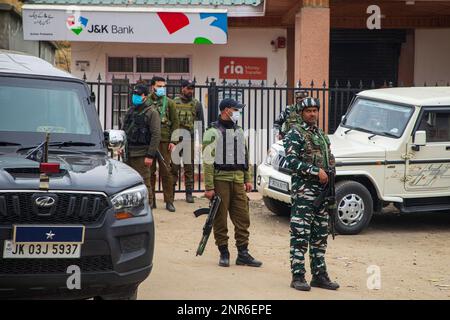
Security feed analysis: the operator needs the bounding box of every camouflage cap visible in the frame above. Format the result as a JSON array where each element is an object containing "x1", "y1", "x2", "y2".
[
  {"x1": 294, "y1": 90, "x2": 308, "y2": 99},
  {"x1": 300, "y1": 97, "x2": 320, "y2": 111}
]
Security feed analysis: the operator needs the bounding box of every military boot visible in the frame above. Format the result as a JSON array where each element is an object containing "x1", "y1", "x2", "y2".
[
  {"x1": 152, "y1": 195, "x2": 156, "y2": 209},
  {"x1": 290, "y1": 274, "x2": 311, "y2": 291},
  {"x1": 166, "y1": 202, "x2": 176, "y2": 212},
  {"x1": 186, "y1": 190, "x2": 195, "y2": 203},
  {"x1": 218, "y1": 245, "x2": 230, "y2": 267},
  {"x1": 310, "y1": 273, "x2": 340, "y2": 290},
  {"x1": 236, "y1": 245, "x2": 262, "y2": 267}
]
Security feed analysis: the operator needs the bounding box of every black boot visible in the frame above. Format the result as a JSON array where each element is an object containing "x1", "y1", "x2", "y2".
[
  {"x1": 218, "y1": 245, "x2": 230, "y2": 267},
  {"x1": 236, "y1": 245, "x2": 262, "y2": 267},
  {"x1": 290, "y1": 274, "x2": 311, "y2": 291},
  {"x1": 310, "y1": 273, "x2": 340, "y2": 290},
  {"x1": 186, "y1": 190, "x2": 195, "y2": 203},
  {"x1": 152, "y1": 195, "x2": 156, "y2": 209},
  {"x1": 166, "y1": 202, "x2": 176, "y2": 212}
]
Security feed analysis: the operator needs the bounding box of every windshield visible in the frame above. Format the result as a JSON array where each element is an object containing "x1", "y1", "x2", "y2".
[
  {"x1": 343, "y1": 98, "x2": 414, "y2": 138},
  {"x1": 0, "y1": 76, "x2": 103, "y2": 151}
]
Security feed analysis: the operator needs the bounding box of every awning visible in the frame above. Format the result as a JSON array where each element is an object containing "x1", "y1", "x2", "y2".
[{"x1": 23, "y1": 4, "x2": 233, "y2": 44}]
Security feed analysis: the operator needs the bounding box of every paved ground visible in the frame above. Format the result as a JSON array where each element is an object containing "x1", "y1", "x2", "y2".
[{"x1": 138, "y1": 193, "x2": 450, "y2": 300}]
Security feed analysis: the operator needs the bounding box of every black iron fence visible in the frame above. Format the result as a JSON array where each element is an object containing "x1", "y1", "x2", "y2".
[{"x1": 85, "y1": 75, "x2": 446, "y2": 192}]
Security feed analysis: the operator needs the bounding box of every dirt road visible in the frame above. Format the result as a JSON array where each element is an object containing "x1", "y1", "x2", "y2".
[{"x1": 138, "y1": 194, "x2": 450, "y2": 300}]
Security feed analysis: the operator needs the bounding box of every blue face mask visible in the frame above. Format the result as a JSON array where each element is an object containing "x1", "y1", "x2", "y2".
[
  {"x1": 132, "y1": 94, "x2": 144, "y2": 106},
  {"x1": 155, "y1": 87, "x2": 166, "y2": 97}
]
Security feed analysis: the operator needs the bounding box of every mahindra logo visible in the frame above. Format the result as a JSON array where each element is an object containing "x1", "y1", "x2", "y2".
[{"x1": 35, "y1": 196, "x2": 56, "y2": 208}]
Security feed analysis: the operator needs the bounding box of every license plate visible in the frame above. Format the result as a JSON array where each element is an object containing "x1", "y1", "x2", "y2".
[
  {"x1": 269, "y1": 178, "x2": 289, "y2": 193},
  {"x1": 3, "y1": 241, "x2": 81, "y2": 259},
  {"x1": 13, "y1": 225, "x2": 85, "y2": 244}
]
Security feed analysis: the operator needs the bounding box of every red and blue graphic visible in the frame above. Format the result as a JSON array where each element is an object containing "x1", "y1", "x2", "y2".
[
  {"x1": 66, "y1": 15, "x2": 89, "y2": 35},
  {"x1": 157, "y1": 12, "x2": 227, "y2": 44}
]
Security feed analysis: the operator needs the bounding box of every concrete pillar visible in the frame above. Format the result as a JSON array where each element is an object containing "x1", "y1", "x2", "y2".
[
  {"x1": 398, "y1": 29, "x2": 415, "y2": 87},
  {"x1": 294, "y1": 0, "x2": 330, "y2": 87},
  {"x1": 294, "y1": 0, "x2": 330, "y2": 130}
]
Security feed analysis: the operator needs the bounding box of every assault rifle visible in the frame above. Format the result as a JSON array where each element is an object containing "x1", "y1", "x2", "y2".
[
  {"x1": 313, "y1": 169, "x2": 337, "y2": 240},
  {"x1": 194, "y1": 196, "x2": 222, "y2": 256}
]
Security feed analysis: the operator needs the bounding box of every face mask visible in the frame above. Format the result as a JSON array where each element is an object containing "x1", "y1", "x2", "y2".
[
  {"x1": 230, "y1": 111, "x2": 240, "y2": 123},
  {"x1": 155, "y1": 87, "x2": 166, "y2": 97},
  {"x1": 132, "y1": 94, "x2": 144, "y2": 106}
]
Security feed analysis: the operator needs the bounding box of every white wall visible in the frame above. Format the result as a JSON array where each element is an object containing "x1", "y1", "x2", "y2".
[
  {"x1": 70, "y1": 27, "x2": 287, "y2": 84},
  {"x1": 415, "y1": 29, "x2": 450, "y2": 86}
]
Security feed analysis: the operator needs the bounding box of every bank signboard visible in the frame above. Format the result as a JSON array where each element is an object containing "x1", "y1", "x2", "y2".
[{"x1": 22, "y1": 5, "x2": 228, "y2": 44}]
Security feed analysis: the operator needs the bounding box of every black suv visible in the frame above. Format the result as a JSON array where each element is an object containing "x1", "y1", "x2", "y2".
[{"x1": 0, "y1": 51, "x2": 154, "y2": 299}]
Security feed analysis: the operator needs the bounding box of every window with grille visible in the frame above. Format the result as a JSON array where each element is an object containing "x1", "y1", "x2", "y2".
[
  {"x1": 108, "y1": 57, "x2": 133, "y2": 73},
  {"x1": 137, "y1": 57, "x2": 162, "y2": 73},
  {"x1": 164, "y1": 58, "x2": 190, "y2": 73}
]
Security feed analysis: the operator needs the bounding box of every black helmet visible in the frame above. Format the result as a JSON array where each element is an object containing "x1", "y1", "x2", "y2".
[{"x1": 300, "y1": 97, "x2": 320, "y2": 111}]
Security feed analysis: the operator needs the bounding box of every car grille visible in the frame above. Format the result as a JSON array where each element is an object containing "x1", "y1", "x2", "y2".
[
  {"x1": 273, "y1": 155, "x2": 292, "y2": 174},
  {"x1": 0, "y1": 255, "x2": 113, "y2": 274},
  {"x1": 0, "y1": 192, "x2": 110, "y2": 225}
]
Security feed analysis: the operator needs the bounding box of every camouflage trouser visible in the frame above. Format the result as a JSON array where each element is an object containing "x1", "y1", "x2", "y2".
[
  {"x1": 171, "y1": 139, "x2": 195, "y2": 192},
  {"x1": 290, "y1": 184, "x2": 329, "y2": 276}
]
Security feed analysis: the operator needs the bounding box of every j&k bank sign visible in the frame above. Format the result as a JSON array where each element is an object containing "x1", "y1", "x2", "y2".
[{"x1": 22, "y1": 5, "x2": 228, "y2": 44}]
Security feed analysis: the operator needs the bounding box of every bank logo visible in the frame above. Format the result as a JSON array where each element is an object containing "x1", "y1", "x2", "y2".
[{"x1": 66, "y1": 15, "x2": 88, "y2": 35}]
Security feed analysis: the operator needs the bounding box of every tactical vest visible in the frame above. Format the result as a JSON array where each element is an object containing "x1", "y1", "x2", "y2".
[
  {"x1": 293, "y1": 124, "x2": 331, "y2": 170},
  {"x1": 174, "y1": 96, "x2": 197, "y2": 131},
  {"x1": 123, "y1": 105, "x2": 152, "y2": 146},
  {"x1": 147, "y1": 96, "x2": 172, "y2": 140},
  {"x1": 211, "y1": 121, "x2": 249, "y2": 172}
]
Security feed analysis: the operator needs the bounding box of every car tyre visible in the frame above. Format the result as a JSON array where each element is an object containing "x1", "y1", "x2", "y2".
[{"x1": 334, "y1": 180, "x2": 373, "y2": 235}]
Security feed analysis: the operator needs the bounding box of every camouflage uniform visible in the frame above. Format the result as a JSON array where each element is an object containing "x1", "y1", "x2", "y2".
[
  {"x1": 171, "y1": 94, "x2": 204, "y2": 193},
  {"x1": 145, "y1": 93, "x2": 179, "y2": 204},
  {"x1": 284, "y1": 121, "x2": 335, "y2": 277},
  {"x1": 274, "y1": 103, "x2": 303, "y2": 138}
]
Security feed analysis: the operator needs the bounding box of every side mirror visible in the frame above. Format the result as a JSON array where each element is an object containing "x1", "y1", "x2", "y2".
[
  {"x1": 90, "y1": 92, "x2": 96, "y2": 103},
  {"x1": 412, "y1": 130, "x2": 426, "y2": 151},
  {"x1": 105, "y1": 129, "x2": 126, "y2": 151}
]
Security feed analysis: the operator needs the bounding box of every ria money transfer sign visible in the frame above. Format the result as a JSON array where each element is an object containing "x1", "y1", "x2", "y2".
[{"x1": 22, "y1": 5, "x2": 228, "y2": 44}]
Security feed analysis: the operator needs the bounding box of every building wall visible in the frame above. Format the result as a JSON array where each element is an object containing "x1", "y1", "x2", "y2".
[
  {"x1": 70, "y1": 28, "x2": 287, "y2": 84},
  {"x1": 415, "y1": 29, "x2": 450, "y2": 86},
  {"x1": 0, "y1": 6, "x2": 55, "y2": 63}
]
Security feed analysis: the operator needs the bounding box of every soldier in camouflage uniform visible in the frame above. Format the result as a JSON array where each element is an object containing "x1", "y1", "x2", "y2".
[
  {"x1": 274, "y1": 90, "x2": 308, "y2": 139},
  {"x1": 283, "y1": 97, "x2": 340, "y2": 291},
  {"x1": 146, "y1": 76, "x2": 179, "y2": 212},
  {"x1": 171, "y1": 79, "x2": 204, "y2": 203}
]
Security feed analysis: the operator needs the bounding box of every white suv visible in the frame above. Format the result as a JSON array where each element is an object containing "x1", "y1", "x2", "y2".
[{"x1": 257, "y1": 87, "x2": 450, "y2": 234}]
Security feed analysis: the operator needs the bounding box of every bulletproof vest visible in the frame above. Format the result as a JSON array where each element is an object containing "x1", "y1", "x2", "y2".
[
  {"x1": 123, "y1": 105, "x2": 152, "y2": 146},
  {"x1": 293, "y1": 124, "x2": 331, "y2": 170},
  {"x1": 174, "y1": 96, "x2": 196, "y2": 130},
  {"x1": 210, "y1": 121, "x2": 249, "y2": 172}
]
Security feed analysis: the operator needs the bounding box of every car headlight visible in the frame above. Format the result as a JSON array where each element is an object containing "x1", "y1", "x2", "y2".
[
  {"x1": 265, "y1": 148, "x2": 277, "y2": 165},
  {"x1": 111, "y1": 184, "x2": 148, "y2": 218}
]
